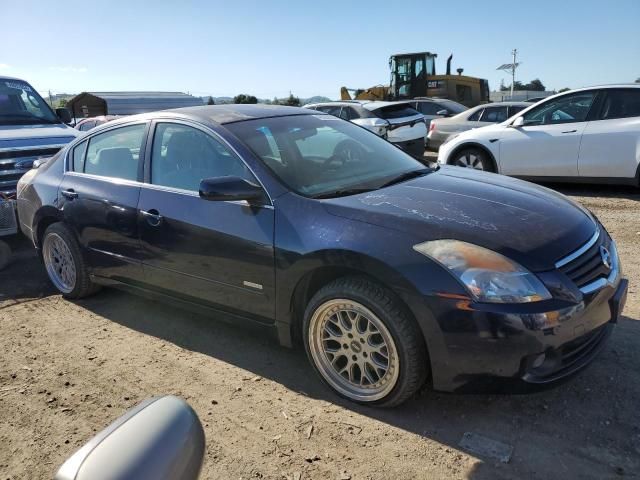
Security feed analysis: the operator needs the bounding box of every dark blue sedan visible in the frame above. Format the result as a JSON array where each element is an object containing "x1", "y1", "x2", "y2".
[{"x1": 16, "y1": 105, "x2": 627, "y2": 406}]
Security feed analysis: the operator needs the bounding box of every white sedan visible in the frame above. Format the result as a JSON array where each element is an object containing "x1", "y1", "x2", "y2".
[{"x1": 437, "y1": 85, "x2": 640, "y2": 185}]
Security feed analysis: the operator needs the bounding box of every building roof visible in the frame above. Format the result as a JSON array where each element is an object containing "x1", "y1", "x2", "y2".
[{"x1": 67, "y1": 91, "x2": 203, "y2": 116}]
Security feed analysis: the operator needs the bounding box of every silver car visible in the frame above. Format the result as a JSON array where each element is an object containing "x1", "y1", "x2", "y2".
[{"x1": 427, "y1": 101, "x2": 528, "y2": 150}]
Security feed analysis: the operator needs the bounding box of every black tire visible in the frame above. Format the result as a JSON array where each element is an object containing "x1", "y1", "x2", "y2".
[
  {"x1": 0, "y1": 240, "x2": 11, "y2": 271},
  {"x1": 450, "y1": 147, "x2": 494, "y2": 172},
  {"x1": 303, "y1": 276, "x2": 428, "y2": 407},
  {"x1": 42, "y1": 222, "x2": 100, "y2": 299}
]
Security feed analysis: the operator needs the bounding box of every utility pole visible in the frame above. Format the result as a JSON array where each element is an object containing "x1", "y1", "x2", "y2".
[
  {"x1": 48, "y1": 90, "x2": 53, "y2": 107},
  {"x1": 496, "y1": 50, "x2": 521, "y2": 100},
  {"x1": 510, "y1": 49, "x2": 517, "y2": 98}
]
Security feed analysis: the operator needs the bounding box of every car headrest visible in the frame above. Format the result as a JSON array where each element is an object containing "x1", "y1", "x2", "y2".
[{"x1": 93, "y1": 147, "x2": 137, "y2": 181}]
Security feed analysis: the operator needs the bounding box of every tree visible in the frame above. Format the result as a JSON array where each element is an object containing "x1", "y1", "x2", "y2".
[
  {"x1": 636, "y1": 77, "x2": 640, "y2": 83},
  {"x1": 233, "y1": 94, "x2": 258, "y2": 104},
  {"x1": 525, "y1": 78, "x2": 545, "y2": 91},
  {"x1": 207, "y1": 96, "x2": 215, "y2": 105},
  {"x1": 557, "y1": 87, "x2": 571, "y2": 93},
  {"x1": 281, "y1": 93, "x2": 301, "y2": 107}
]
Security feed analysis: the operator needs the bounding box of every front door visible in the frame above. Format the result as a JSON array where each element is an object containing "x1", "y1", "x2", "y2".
[
  {"x1": 498, "y1": 91, "x2": 598, "y2": 177},
  {"x1": 59, "y1": 122, "x2": 148, "y2": 281},
  {"x1": 578, "y1": 88, "x2": 640, "y2": 179},
  {"x1": 137, "y1": 121, "x2": 275, "y2": 322}
]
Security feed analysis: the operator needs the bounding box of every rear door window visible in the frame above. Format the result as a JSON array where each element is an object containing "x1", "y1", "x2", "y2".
[
  {"x1": 84, "y1": 124, "x2": 146, "y2": 181},
  {"x1": 600, "y1": 89, "x2": 640, "y2": 120},
  {"x1": 71, "y1": 140, "x2": 88, "y2": 172},
  {"x1": 479, "y1": 106, "x2": 509, "y2": 122},
  {"x1": 467, "y1": 108, "x2": 484, "y2": 121}
]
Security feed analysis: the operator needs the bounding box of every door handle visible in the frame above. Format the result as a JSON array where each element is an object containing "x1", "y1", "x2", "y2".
[
  {"x1": 141, "y1": 209, "x2": 163, "y2": 227},
  {"x1": 561, "y1": 129, "x2": 577, "y2": 134},
  {"x1": 61, "y1": 189, "x2": 79, "y2": 199}
]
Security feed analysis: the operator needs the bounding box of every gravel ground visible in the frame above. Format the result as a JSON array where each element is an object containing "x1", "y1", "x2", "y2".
[{"x1": 0, "y1": 183, "x2": 638, "y2": 480}]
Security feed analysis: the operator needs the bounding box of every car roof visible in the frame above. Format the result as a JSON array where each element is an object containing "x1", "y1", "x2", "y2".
[
  {"x1": 306, "y1": 100, "x2": 413, "y2": 111},
  {"x1": 479, "y1": 101, "x2": 531, "y2": 107},
  {"x1": 105, "y1": 104, "x2": 320, "y2": 127},
  {"x1": 360, "y1": 101, "x2": 412, "y2": 111},
  {"x1": 304, "y1": 101, "x2": 363, "y2": 108},
  {"x1": 0, "y1": 75, "x2": 27, "y2": 82}
]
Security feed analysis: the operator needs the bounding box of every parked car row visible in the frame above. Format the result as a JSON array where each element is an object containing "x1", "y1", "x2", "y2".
[{"x1": 17, "y1": 104, "x2": 628, "y2": 407}]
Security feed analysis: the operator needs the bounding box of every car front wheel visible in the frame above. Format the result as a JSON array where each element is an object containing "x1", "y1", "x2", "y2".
[
  {"x1": 450, "y1": 147, "x2": 494, "y2": 172},
  {"x1": 303, "y1": 277, "x2": 428, "y2": 407}
]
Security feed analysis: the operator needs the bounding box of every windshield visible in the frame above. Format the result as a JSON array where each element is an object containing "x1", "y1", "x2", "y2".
[
  {"x1": 227, "y1": 114, "x2": 426, "y2": 198},
  {"x1": 0, "y1": 80, "x2": 59, "y2": 126}
]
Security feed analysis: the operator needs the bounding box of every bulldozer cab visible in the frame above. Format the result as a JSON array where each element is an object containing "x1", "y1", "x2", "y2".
[{"x1": 389, "y1": 52, "x2": 437, "y2": 99}]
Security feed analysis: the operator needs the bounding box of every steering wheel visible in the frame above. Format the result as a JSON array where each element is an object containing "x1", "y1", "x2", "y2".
[{"x1": 325, "y1": 140, "x2": 366, "y2": 167}]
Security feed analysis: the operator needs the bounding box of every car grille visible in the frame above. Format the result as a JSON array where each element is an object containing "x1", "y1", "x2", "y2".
[
  {"x1": 556, "y1": 227, "x2": 613, "y2": 291},
  {"x1": 559, "y1": 323, "x2": 609, "y2": 368},
  {"x1": 0, "y1": 199, "x2": 17, "y2": 236},
  {"x1": 0, "y1": 147, "x2": 62, "y2": 196}
]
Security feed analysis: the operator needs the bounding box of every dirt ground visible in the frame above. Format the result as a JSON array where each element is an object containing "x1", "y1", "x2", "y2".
[{"x1": 1, "y1": 183, "x2": 639, "y2": 480}]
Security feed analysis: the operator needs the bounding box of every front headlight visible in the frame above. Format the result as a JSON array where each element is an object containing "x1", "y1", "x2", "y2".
[{"x1": 414, "y1": 240, "x2": 551, "y2": 303}]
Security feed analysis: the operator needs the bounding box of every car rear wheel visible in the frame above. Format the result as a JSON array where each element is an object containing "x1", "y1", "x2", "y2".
[
  {"x1": 451, "y1": 147, "x2": 494, "y2": 172},
  {"x1": 303, "y1": 277, "x2": 428, "y2": 407},
  {"x1": 42, "y1": 223, "x2": 99, "y2": 299}
]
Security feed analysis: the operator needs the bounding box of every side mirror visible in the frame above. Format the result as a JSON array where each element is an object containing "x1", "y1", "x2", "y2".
[
  {"x1": 199, "y1": 176, "x2": 264, "y2": 203},
  {"x1": 510, "y1": 116, "x2": 525, "y2": 128},
  {"x1": 436, "y1": 109, "x2": 450, "y2": 117},
  {"x1": 33, "y1": 157, "x2": 51, "y2": 169},
  {"x1": 56, "y1": 108, "x2": 72, "y2": 124},
  {"x1": 55, "y1": 396, "x2": 205, "y2": 480}
]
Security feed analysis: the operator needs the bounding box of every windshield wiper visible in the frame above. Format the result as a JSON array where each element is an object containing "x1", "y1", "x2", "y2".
[
  {"x1": 313, "y1": 187, "x2": 376, "y2": 199},
  {"x1": 378, "y1": 168, "x2": 432, "y2": 188}
]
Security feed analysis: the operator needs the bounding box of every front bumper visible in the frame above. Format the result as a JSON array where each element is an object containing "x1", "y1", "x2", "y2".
[
  {"x1": 392, "y1": 138, "x2": 425, "y2": 159},
  {"x1": 414, "y1": 274, "x2": 627, "y2": 393}
]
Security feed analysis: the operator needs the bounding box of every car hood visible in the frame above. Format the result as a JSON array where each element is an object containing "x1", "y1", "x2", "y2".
[
  {"x1": 0, "y1": 123, "x2": 78, "y2": 147},
  {"x1": 323, "y1": 167, "x2": 596, "y2": 272}
]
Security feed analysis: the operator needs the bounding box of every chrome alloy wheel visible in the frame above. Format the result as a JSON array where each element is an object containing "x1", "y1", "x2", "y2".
[
  {"x1": 455, "y1": 151, "x2": 485, "y2": 170},
  {"x1": 43, "y1": 233, "x2": 76, "y2": 294},
  {"x1": 308, "y1": 299, "x2": 399, "y2": 402}
]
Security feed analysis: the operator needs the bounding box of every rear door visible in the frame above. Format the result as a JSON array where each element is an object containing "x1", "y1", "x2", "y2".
[
  {"x1": 498, "y1": 91, "x2": 598, "y2": 177},
  {"x1": 578, "y1": 88, "x2": 640, "y2": 179},
  {"x1": 136, "y1": 120, "x2": 276, "y2": 321},
  {"x1": 59, "y1": 122, "x2": 149, "y2": 281}
]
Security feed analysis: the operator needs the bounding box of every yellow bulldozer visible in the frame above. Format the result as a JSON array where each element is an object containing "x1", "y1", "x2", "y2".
[{"x1": 340, "y1": 52, "x2": 490, "y2": 107}]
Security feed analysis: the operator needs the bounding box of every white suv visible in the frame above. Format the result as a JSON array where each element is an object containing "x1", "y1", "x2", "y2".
[
  {"x1": 437, "y1": 85, "x2": 640, "y2": 185},
  {"x1": 304, "y1": 101, "x2": 426, "y2": 159}
]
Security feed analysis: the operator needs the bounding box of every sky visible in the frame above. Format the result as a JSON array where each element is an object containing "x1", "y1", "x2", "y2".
[{"x1": 2, "y1": 0, "x2": 639, "y2": 100}]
